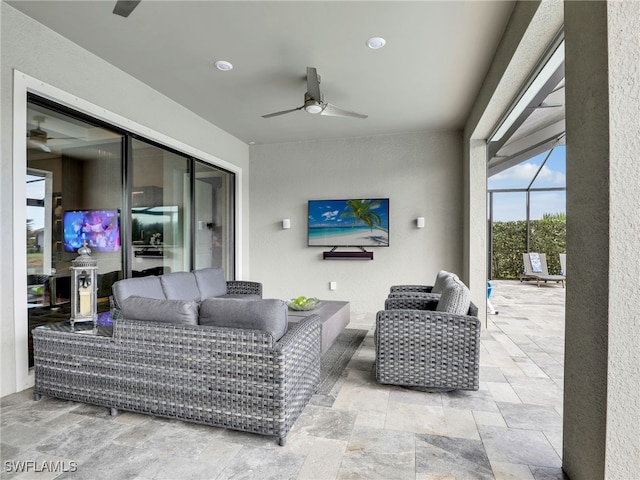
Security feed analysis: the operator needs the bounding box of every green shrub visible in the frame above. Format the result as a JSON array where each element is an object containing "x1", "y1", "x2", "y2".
[{"x1": 491, "y1": 213, "x2": 566, "y2": 279}]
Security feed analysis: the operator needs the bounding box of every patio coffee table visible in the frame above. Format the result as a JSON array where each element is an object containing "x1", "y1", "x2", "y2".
[{"x1": 287, "y1": 300, "x2": 350, "y2": 354}]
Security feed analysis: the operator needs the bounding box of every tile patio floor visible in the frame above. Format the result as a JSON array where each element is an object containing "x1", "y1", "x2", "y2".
[{"x1": 1, "y1": 279, "x2": 566, "y2": 479}]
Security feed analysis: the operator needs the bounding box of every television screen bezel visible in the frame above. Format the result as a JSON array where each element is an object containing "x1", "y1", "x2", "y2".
[
  {"x1": 62, "y1": 209, "x2": 121, "y2": 253},
  {"x1": 307, "y1": 198, "x2": 390, "y2": 247}
]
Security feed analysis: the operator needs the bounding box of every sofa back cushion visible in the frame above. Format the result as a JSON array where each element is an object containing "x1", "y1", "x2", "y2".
[
  {"x1": 119, "y1": 296, "x2": 199, "y2": 325},
  {"x1": 193, "y1": 268, "x2": 228, "y2": 299},
  {"x1": 199, "y1": 298, "x2": 288, "y2": 341},
  {"x1": 436, "y1": 276, "x2": 471, "y2": 315},
  {"x1": 112, "y1": 276, "x2": 165, "y2": 305},
  {"x1": 432, "y1": 270, "x2": 454, "y2": 295},
  {"x1": 160, "y1": 271, "x2": 201, "y2": 301}
]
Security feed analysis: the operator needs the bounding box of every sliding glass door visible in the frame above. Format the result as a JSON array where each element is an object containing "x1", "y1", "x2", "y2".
[{"x1": 25, "y1": 95, "x2": 236, "y2": 367}]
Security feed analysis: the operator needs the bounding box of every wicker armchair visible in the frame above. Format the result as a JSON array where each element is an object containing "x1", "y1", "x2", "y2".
[
  {"x1": 388, "y1": 270, "x2": 456, "y2": 299},
  {"x1": 375, "y1": 296, "x2": 480, "y2": 391}
]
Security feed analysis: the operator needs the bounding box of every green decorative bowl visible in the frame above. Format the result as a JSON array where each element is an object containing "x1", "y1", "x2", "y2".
[{"x1": 287, "y1": 297, "x2": 320, "y2": 311}]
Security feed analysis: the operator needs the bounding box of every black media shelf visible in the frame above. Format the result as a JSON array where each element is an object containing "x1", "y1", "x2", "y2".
[{"x1": 323, "y1": 249, "x2": 373, "y2": 260}]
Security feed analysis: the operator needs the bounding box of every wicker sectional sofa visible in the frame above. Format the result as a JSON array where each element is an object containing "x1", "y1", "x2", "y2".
[{"x1": 32, "y1": 269, "x2": 321, "y2": 445}]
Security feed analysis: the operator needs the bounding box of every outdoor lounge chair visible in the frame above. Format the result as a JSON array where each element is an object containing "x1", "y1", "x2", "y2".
[
  {"x1": 376, "y1": 276, "x2": 480, "y2": 391},
  {"x1": 521, "y1": 252, "x2": 566, "y2": 287},
  {"x1": 387, "y1": 270, "x2": 455, "y2": 300}
]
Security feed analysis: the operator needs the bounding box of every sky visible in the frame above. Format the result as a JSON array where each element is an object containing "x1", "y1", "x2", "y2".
[
  {"x1": 26, "y1": 174, "x2": 45, "y2": 231},
  {"x1": 488, "y1": 146, "x2": 566, "y2": 222},
  {"x1": 308, "y1": 199, "x2": 390, "y2": 228}
]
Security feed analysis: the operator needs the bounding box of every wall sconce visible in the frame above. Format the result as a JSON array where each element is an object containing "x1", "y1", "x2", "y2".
[
  {"x1": 70, "y1": 242, "x2": 98, "y2": 328},
  {"x1": 282, "y1": 219, "x2": 291, "y2": 229},
  {"x1": 416, "y1": 217, "x2": 425, "y2": 228}
]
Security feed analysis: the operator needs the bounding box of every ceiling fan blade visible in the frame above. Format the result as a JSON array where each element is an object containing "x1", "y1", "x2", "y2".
[
  {"x1": 321, "y1": 103, "x2": 368, "y2": 119},
  {"x1": 262, "y1": 106, "x2": 304, "y2": 119},
  {"x1": 113, "y1": 0, "x2": 141, "y2": 17},
  {"x1": 306, "y1": 67, "x2": 322, "y2": 102}
]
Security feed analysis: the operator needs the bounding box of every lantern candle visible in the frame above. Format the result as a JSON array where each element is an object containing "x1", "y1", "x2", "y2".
[{"x1": 79, "y1": 285, "x2": 91, "y2": 316}]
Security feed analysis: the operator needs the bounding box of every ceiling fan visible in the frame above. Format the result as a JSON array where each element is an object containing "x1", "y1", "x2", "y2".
[
  {"x1": 262, "y1": 67, "x2": 368, "y2": 119},
  {"x1": 113, "y1": 0, "x2": 141, "y2": 18},
  {"x1": 27, "y1": 116, "x2": 76, "y2": 153}
]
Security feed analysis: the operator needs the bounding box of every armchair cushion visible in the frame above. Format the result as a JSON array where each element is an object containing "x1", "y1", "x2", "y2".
[
  {"x1": 193, "y1": 268, "x2": 228, "y2": 299},
  {"x1": 436, "y1": 276, "x2": 471, "y2": 315},
  {"x1": 199, "y1": 298, "x2": 288, "y2": 341},
  {"x1": 119, "y1": 296, "x2": 199, "y2": 325}
]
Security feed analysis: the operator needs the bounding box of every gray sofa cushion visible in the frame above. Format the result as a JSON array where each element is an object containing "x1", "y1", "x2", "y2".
[
  {"x1": 436, "y1": 276, "x2": 471, "y2": 315},
  {"x1": 120, "y1": 296, "x2": 199, "y2": 325},
  {"x1": 199, "y1": 298, "x2": 288, "y2": 341},
  {"x1": 160, "y1": 272, "x2": 201, "y2": 302},
  {"x1": 193, "y1": 268, "x2": 228, "y2": 299},
  {"x1": 112, "y1": 276, "x2": 165, "y2": 304}
]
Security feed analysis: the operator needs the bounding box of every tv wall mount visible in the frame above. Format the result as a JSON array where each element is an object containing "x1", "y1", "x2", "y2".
[{"x1": 323, "y1": 246, "x2": 373, "y2": 260}]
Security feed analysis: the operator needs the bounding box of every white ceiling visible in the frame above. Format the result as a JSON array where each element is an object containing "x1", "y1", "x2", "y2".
[{"x1": 9, "y1": 0, "x2": 516, "y2": 145}]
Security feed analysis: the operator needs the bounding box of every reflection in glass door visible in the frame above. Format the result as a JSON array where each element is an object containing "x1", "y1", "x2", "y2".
[
  {"x1": 131, "y1": 139, "x2": 190, "y2": 276},
  {"x1": 194, "y1": 161, "x2": 235, "y2": 277},
  {"x1": 26, "y1": 100, "x2": 124, "y2": 367}
]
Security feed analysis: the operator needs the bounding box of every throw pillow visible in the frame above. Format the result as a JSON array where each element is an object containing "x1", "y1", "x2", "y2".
[
  {"x1": 436, "y1": 276, "x2": 471, "y2": 315},
  {"x1": 120, "y1": 296, "x2": 199, "y2": 325},
  {"x1": 199, "y1": 298, "x2": 288, "y2": 341},
  {"x1": 193, "y1": 268, "x2": 228, "y2": 299},
  {"x1": 160, "y1": 272, "x2": 201, "y2": 302},
  {"x1": 112, "y1": 276, "x2": 165, "y2": 305},
  {"x1": 432, "y1": 270, "x2": 454, "y2": 295},
  {"x1": 529, "y1": 253, "x2": 543, "y2": 273}
]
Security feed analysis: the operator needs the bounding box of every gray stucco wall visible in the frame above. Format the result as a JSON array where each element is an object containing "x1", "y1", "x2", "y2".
[
  {"x1": 564, "y1": 1, "x2": 640, "y2": 478},
  {"x1": 249, "y1": 131, "x2": 463, "y2": 313},
  {"x1": 0, "y1": 3, "x2": 249, "y2": 396}
]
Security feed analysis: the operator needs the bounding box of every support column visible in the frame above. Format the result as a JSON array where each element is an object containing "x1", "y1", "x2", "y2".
[{"x1": 563, "y1": 1, "x2": 640, "y2": 478}]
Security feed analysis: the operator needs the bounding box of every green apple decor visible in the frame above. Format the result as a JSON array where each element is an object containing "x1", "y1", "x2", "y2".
[{"x1": 287, "y1": 296, "x2": 320, "y2": 311}]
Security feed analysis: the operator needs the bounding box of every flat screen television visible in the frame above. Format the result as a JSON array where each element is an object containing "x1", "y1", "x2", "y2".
[
  {"x1": 63, "y1": 209, "x2": 120, "y2": 253},
  {"x1": 308, "y1": 198, "x2": 389, "y2": 247}
]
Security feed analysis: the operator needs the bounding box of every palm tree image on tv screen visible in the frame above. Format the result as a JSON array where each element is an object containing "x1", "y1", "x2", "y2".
[{"x1": 308, "y1": 198, "x2": 389, "y2": 247}]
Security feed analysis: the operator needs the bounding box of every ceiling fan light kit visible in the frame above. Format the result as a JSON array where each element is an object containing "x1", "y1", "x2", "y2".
[{"x1": 262, "y1": 67, "x2": 367, "y2": 120}]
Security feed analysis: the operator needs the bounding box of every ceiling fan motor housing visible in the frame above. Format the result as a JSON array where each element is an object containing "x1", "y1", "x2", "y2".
[{"x1": 304, "y1": 93, "x2": 323, "y2": 114}]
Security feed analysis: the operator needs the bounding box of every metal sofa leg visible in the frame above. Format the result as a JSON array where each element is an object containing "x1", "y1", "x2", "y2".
[
  {"x1": 278, "y1": 436, "x2": 286, "y2": 446},
  {"x1": 33, "y1": 392, "x2": 41, "y2": 401},
  {"x1": 110, "y1": 407, "x2": 119, "y2": 416}
]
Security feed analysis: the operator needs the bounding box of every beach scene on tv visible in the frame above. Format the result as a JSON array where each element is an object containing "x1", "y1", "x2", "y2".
[{"x1": 308, "y1": 198, "x2": 390, "y2": 247}]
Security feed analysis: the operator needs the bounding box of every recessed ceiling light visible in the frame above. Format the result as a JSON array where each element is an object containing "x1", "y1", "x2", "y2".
[
  {"x1": 214, "y1": 60, "x2": 233, "y2": 71},
  {"x1": 366, "y1": 36, "x2": 386, "y2": 49}
]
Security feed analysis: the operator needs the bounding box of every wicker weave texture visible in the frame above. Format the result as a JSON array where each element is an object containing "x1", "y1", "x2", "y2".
[
  {"x1": 226, "y1": 280, "x2": 262, "y2": 297},
  {"x1": 389, "y1": 284, "x2": 433, "y2": 293},
  {"x1": 375, "y1": 310, "x2": 480, "y2": 391},
  {"x1": 33, "y1": 316, "x2": 320, "y2": 444},
  {"x1": 387, "y1": 291, "x2": 441, "y2": 300}
]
